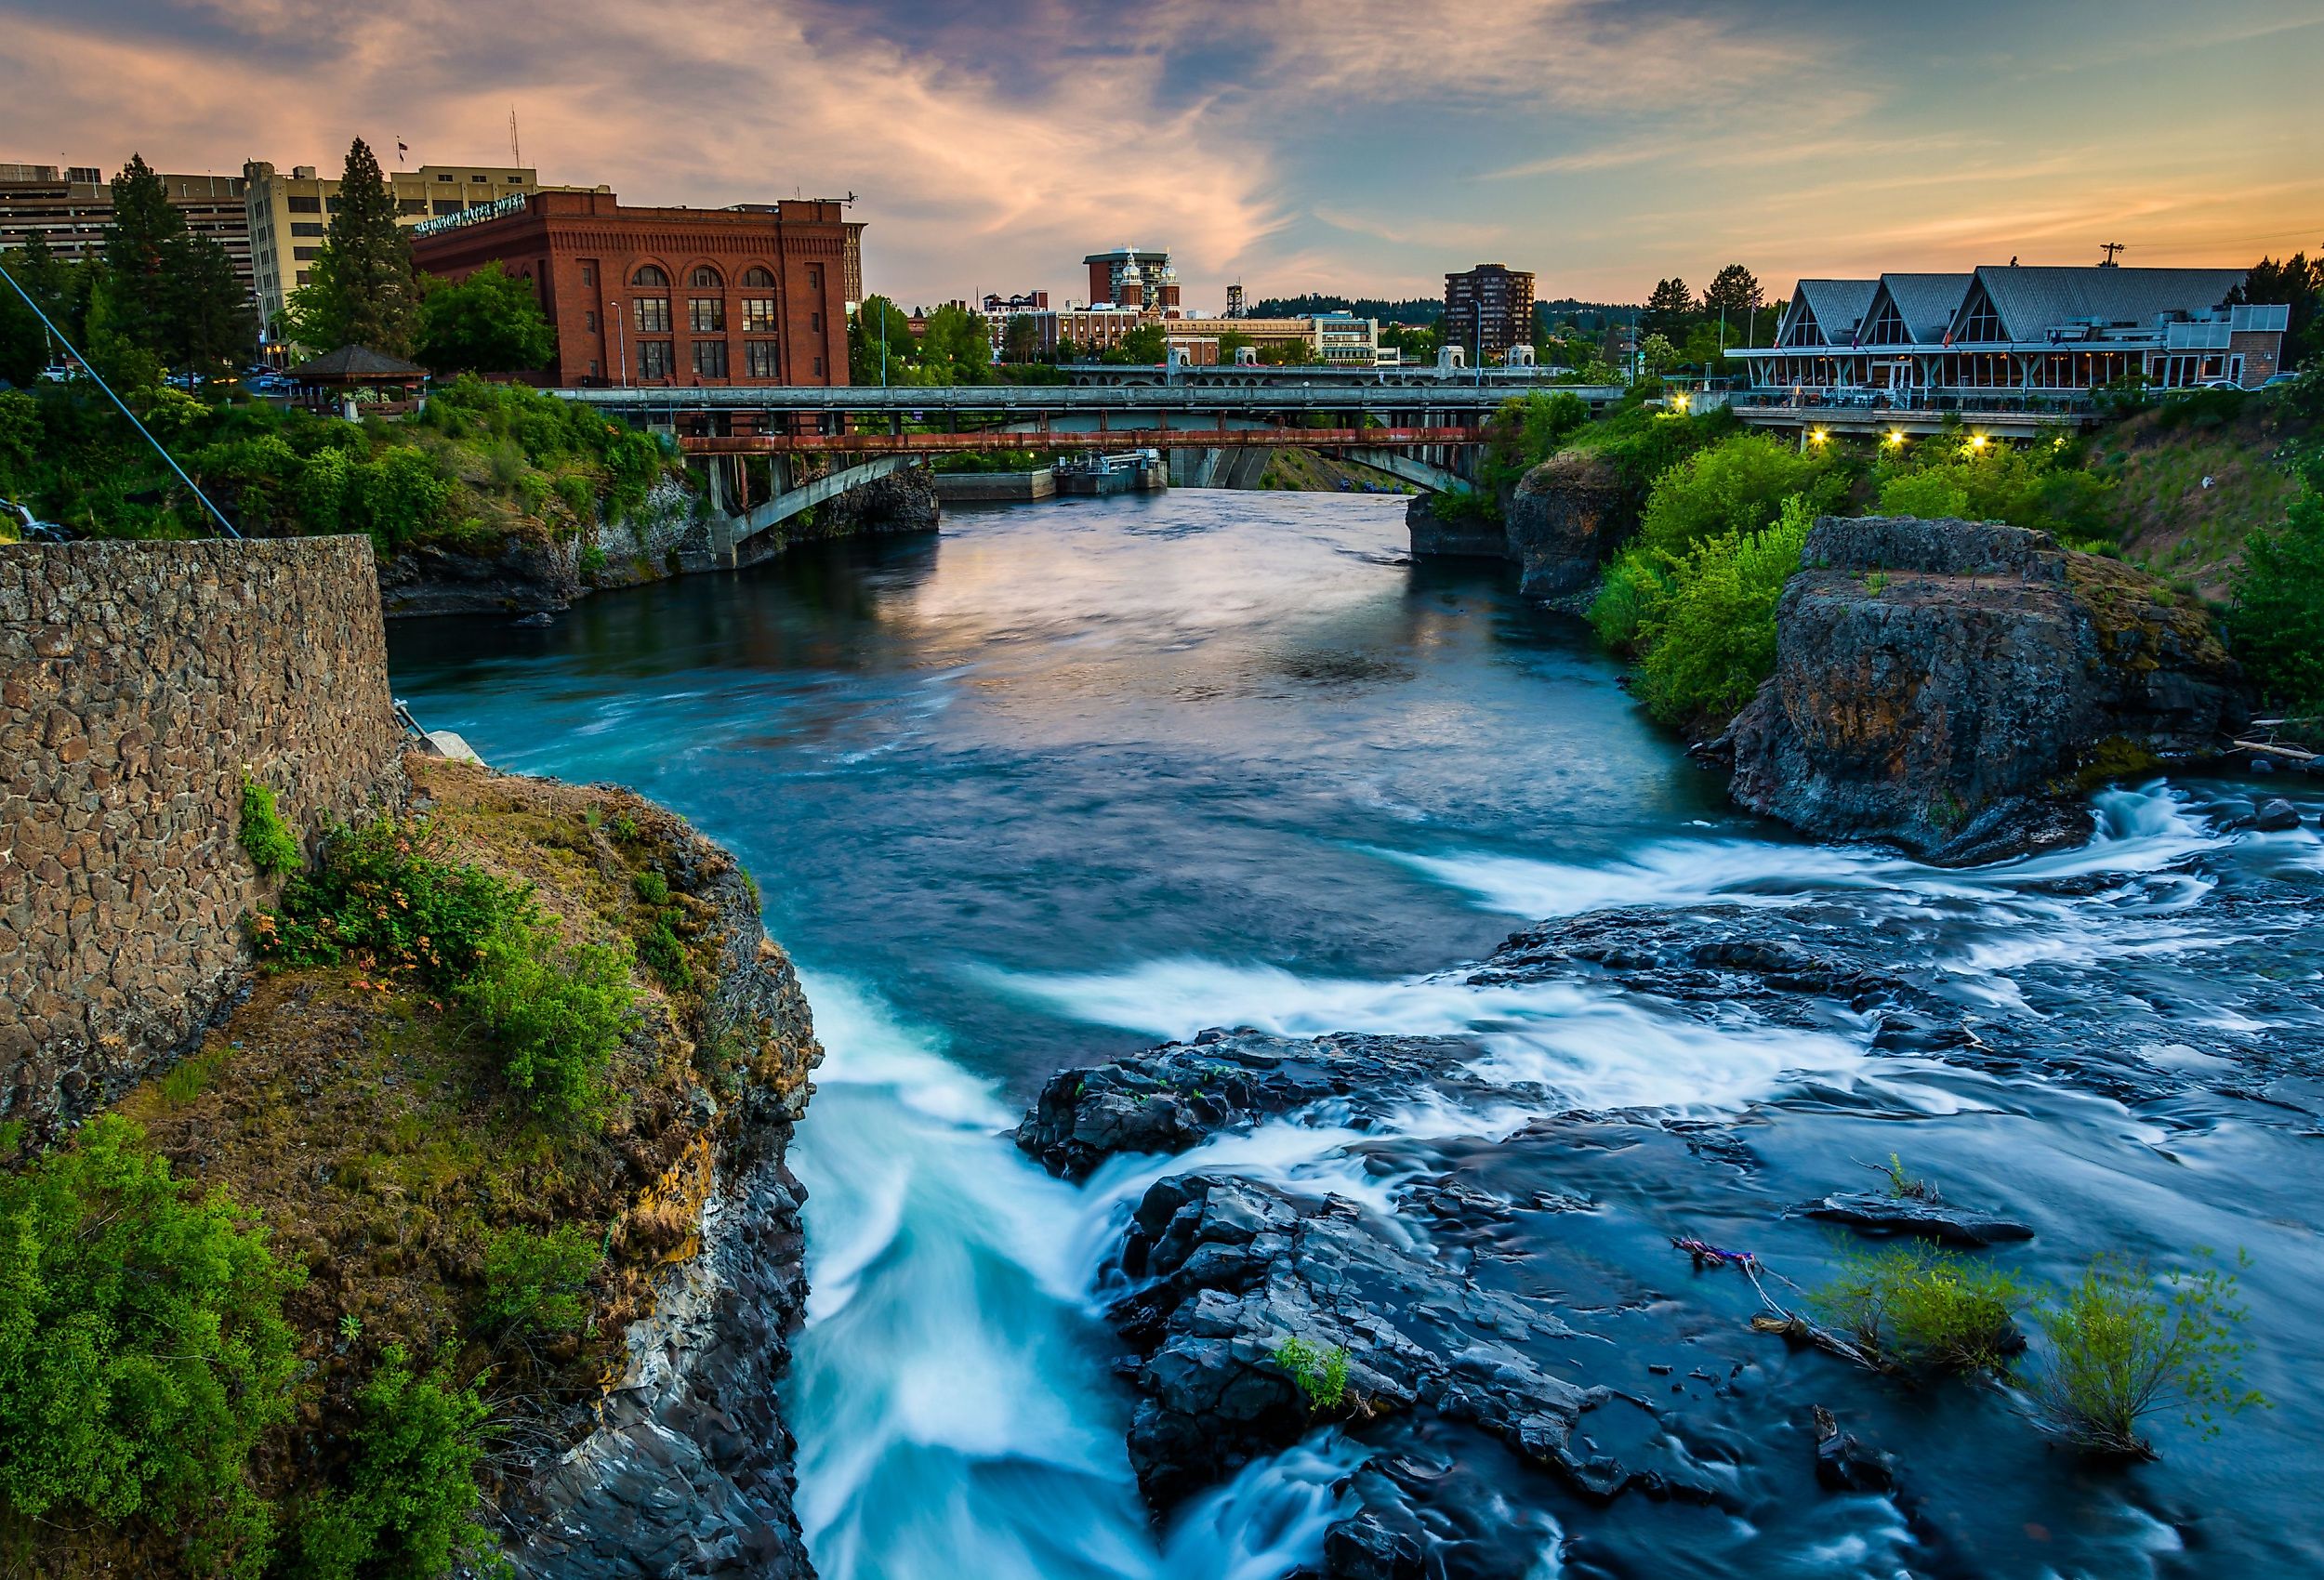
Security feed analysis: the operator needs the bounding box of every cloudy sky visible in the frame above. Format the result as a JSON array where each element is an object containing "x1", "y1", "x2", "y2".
[{"x1": 4, "y1": 0, "x2": 2319, "y2": 310}]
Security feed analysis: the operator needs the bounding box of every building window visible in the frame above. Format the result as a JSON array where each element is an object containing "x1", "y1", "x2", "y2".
[
  {"x1": 291, "y1": 222, "x2": 324, "y2": 238},
  {"x1": 743, "y1": 299, "x2": 776, "y2": 332},
  {"x1": 471, "y1": 173, "x2": 488, "y2": 183},
  {"x1": 296, "y1": 270, "x2": 310, "y2": 285},
  {"x1": 811, "y1": 310, "x2": 822, "y2": 332},
  {"x1": 398, "y1": 198, "x2": 426, "y2": 215},
  {"x1": 432, "y1": 198, "x2": 462, "y2": 216},
  {"x1": 293, "y1": 246, "x2": 319, "y2": 261},
  {"x1": 808, "y1": 266, "x2": 823, "y2": 293},
  {"x1": 438, "y1": 173, "x2": 456, "y2": 182},
  {"x1": 746, "y1": 340, "x2": 780, "y2": 378},
  {"x1": 635, "y1": 296, "x2": 671, "y2": 333},
  {"x1": 589, "y1": 359, "x2": 600, "y2": 376},
  {"x1": 585, "y1": 309, "x2": 598, "y2": 331},
  {"x1": 632, "y1": 264, "x2": 668, "y2": 287},
  {"x1": 689, "y1": 296, "x2": 725, "y2": 333},
  {"x1": 690, "y1": 265, "x2": 722, "y2": 288},
  {"x1": 325, "y1": 196, "x2": 344, "y2": 213},
  {"x1": 638, "y1": 340, "x2": 673, "y2": 380},
  {"x1": 812, "y1": 355, "x2": 824, "y2": 377},
  {"x1": 693, "y1": 339, "x2": 729, "y2": 379},
  {"x1": 287, "y1": 195, "x2": 322, "y2": 214},
  {"x1": 742, "y1": 266, "x2": 775, "y2": 287},
  {"x1": 581, "y1": 263, "x2": 595, "y2": 285}
]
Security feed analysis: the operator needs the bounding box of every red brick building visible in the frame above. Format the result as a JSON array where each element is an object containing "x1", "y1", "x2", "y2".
[{"x1": 408, "y1": 191, "x2": 861, "y2": 387}]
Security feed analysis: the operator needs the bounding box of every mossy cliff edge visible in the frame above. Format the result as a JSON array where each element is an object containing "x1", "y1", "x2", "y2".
[{"x1": 3, "y1": 754, "x2": 822, "y2": 1578}]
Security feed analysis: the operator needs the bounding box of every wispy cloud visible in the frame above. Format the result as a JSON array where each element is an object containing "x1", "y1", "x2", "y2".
[{"x1": 0, "y1": 0, "x2": 2315, "y2": 306}]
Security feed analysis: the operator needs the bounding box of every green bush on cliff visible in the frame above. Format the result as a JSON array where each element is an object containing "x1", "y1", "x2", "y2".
[
  {"x1": 1591, "y1": 494, "x2": 1814, "y2": 724},
  {"x1": 256, "y1": 819, "x2": 638, "y2": 1121},
  {"x1": 0, "y1": 1115, "x2": 301, "y2": 1573},
  {"x1": 1874, "y1": 439, "x2": 2113, "y2": 544},
  {"x1": 456, "y1": 916, "x2": 637, "y2": 1123},
  {"x1": 2227, "y1": 484, "x2": 2324, "y2": 718},
  {"x1": 289, "y1": 1344, "x2": 499, "y2": 1580},
  {"x1": 479, "y1": 1224, "x2": 604, "y2": 1338},
  {"x1": 1636, "y1": 431, "x2": 1842, "y2": 557}
]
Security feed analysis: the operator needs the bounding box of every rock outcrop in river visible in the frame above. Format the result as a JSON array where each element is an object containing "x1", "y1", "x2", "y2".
[
  {"x1": 1723, "y1": 516, "x2": 2244, "y2": 863},
  {"x1": 1406, "y1": 450, "x2": 1639, "y2": 604}
]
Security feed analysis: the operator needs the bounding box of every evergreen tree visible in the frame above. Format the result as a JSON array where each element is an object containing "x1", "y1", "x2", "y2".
[
  {"x1": 2230, "y1": 253, "x2": 2320, "y2": 369},
  {"x1": 99, "y1": 154, "x2": 187, "y2": 362},
  {"x1": 173, "y1": 232, "x2": 256, "y2": 375},
  {"x1": 0, "y1": 255, "x2": 46, "y2": 386},
  {"x1": 1642, "y1": 277, "x2": 1697, "y2": 338},
  {"x1": 321, "y1": 138, "x2": 417, "y2": 355},
  {"x1": 1702, "y1": 264, "x2": 1763, "y2": 319}
]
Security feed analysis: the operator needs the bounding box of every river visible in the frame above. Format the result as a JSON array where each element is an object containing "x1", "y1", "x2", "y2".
[{"x1": 388, "y1": 490, "x2": 2324, "y2": 1579}]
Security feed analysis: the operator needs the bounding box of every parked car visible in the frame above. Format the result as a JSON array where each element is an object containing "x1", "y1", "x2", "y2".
[
  {"x1": 37, "y1": 363, "x2": 73, "y2": 382},
  {"x1": 2263, "y1": 372, "x2": 2300, "y2": 388},
  {"x1": 2199, "y1": 378, "x2": 2243, "y2": 390}
]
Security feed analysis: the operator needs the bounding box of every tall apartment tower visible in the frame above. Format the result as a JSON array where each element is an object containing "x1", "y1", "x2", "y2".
[
  {"x1": 1445, "y1": 263, "x2": 1536, "y2": 360},
  {"x1": 1224, "y1": 282, "x2": 1245, "y2": 319}
]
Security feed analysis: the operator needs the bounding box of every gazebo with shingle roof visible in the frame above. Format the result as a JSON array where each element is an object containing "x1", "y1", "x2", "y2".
[{"x1": 285, "y1": 345, "x2": 428, "y2": 415}]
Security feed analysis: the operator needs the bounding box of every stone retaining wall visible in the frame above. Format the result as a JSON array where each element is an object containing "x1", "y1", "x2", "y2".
[{"x1": 1, "y1": 536, "x2": 406, "y2": 1126}]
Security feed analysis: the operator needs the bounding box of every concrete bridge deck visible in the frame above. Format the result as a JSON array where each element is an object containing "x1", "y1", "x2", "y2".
[{"x1": 553, "y1": 383, "x2": 1622, "y2": 418}]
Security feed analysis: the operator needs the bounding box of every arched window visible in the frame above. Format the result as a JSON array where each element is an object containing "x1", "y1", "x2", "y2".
[
  {"x1": 690, "y1": 265, "x2": 723, "y2": 288},
  {"x1": 742, "y1": 266, "x2": 775, "y2": 288},
  {"x1": 632, "y1": 264, "x2": 669, "y2": 287}
]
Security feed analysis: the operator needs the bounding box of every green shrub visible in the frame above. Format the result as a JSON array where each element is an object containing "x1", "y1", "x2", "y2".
[
  {"x1": 0, "y1": 1116, "x2": 300, "y2": 1571},
  {"x1": 1814, "y1": 1241, "x2": 2026, "y2": 1373},
  {"x1": 1631, "y1": 494, "x2": 1815, "y2": 724},
  {"x1": 239, "y1": 773, "x2": 301, "y2": 876},
  {"x1": 254, "y1": 819, "x2": 533, "y2": 990},
  {"x1": 479, "y1": 1225, "x2": 603, "y2": 1337},
  {"x1": 1273, "y1": 1336, "x2": 1351, "y2": 1411},
  {"x1": 2031, "y1": 1253, "x2": 2265, "y2": 1458},
  {"x1": 1873, "y1": 441, "x2": 2113, "y2": 541},
  {"x1": 455, "y1": 917, "x2": 636, "y2": 1122},
  {"x1": 350, "y1": 446, "x2": 451, "y2": 555},
  {"x1": 2226, "y1": 486, "x2": 2324, "y2": 714},
  {"x1": 290, "y1": 1345, "x2": 498, "y2": 1580},
  {"x1": 636, "y1": 915, "x2": 693, "y2": 992},
  {"x1": 1637, "y1": 431, "x2": 1840, "y2": 556},
  {"x1": 1587, "y1": 548, "x2": 1674, "y2": 653},
  {"x1": 632, "y1": 869, "x2": 670, "y2": 906},
  {"x1": 556, "y1": 471, "x2": 596, "y2": 523}
]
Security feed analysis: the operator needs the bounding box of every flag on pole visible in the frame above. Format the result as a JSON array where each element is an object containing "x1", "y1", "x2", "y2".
[{"x1": 396, "y1": 140, "x2": 408, "y2": 164}]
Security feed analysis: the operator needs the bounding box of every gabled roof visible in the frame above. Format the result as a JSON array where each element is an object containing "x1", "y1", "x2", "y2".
[
  {"x1": 1957, "y1": 266, "x2": 2246, "y2": 343},
  {"x1": 1869, "y1": 273, "x2": 1972, "y2": 344},
  {"x1": 1783, "y1": 279, "x2": 1879, "y2": 347},
  {"x1": 286, "y1": 344, "x2": 426, "y2": 380}
]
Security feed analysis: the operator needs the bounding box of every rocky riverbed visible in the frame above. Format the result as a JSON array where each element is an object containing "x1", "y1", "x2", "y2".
[{"x1": 1020, "y1": 784, "x2": 2324, "y2": 1577}]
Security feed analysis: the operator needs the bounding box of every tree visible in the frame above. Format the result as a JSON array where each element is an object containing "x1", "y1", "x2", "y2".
[
  {"x1": 849, "y1": 295, "x2": 914, "y2": 383},
  {"x1": 1702, "y1": 264, "x2": 1763, "y2": 320},
  {"x1": 2230, "y1": 253, "x2": 2320, "y2": 369},
  {"x1": 920, "y1": 303, "x2": 991, "y2": 373},
  {"x1": 1639, "y1": 332, "x2": 1678, "y2": 375},
  {"x1": 1643, "y1": 277, "x2": 1696, "y2": 337},
  {"x1": 0, "y1": 252, "x2": 48, "y2": 386},
  {"x1": 98, "y1": 155, "x2": 188, "y2": 364},
  {"x1": 412, "y1": 262, "x2": 555, "y2": 375},
  {"x1": 1000, "y1": 313, "x2": 1041, "y2": 363},
  {"x1": 172, "y1": 232, "x2": 255, "y2": 376},
  {"x1": 1103, "y1": 323, "x2": 1168, "y2": 364},
  {"x1": 309, "y1": 138, "x2": 417, "y2": 356}
]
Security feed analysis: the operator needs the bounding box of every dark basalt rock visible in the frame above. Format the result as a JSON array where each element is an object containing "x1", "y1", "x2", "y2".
[
  {"x1": 1406, "y1": 492, "x2": 1507, "y2": 560},
  {"x1": 1725, "y1": 517, "x2": 2246, "y2": 864},
  {"x1": 1505, "y1": 449, "x2": 1636, "y2": 600},
  {"x1": 2253, "y1": 797, "x2": 2302, "y2": 832},
  {"x1": 1015, "y1": 1029, "x2": 1499, "y2": 1181},
  {"x1": 1797, "y1": 1191, "x2": 2036, "y2": 1246},
  {"x1": 1813, "y1": 1405, "x2": 1898, "y2": 1494},
  {"x1": 1106, "y1": 1170, "x2": 1704, "y2": 1513}
]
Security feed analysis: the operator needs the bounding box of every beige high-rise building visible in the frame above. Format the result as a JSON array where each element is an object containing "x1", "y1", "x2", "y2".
[{"x1": 244, "y1": 160, "x2": 608, "y2": 354}]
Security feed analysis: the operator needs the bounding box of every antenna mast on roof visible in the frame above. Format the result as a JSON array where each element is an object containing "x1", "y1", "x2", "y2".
[
  {"x1": 2098, "y1": 242, "x2": 2126, "y2": 267},
  {"x1": 509, "y1": 108, "x2": 521, "y2": 166}
]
